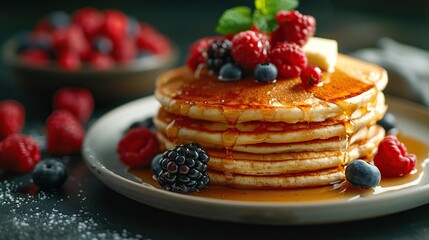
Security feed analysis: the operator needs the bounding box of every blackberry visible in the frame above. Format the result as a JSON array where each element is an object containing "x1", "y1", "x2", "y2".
[
  {"x1": 206, "y1": 39, "x2": 232, "y2": 74},
  {"x1": 157, "y1": 143, "x2": 210, "y2": 193}
]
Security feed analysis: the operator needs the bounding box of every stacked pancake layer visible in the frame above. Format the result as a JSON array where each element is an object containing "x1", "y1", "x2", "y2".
[{"x1": 154, "y1": 55, "x2": 388, "y2": 189}]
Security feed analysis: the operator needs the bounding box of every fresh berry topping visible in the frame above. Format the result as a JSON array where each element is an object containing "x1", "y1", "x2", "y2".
[
  {"x1": 32, "y1": 159, "x2": 68, "y2": 189},
  {"x1": 300, "y1": 65, "x2": 322, "y2": 87},
  {"x1": 151, "y1": 153, "x2": 162, "y2": 176},
  {"x1": 89, "y1": 52, "x2": 115, "y2": 70},
  {"x1": 374, "y1": 135, "x2": 416, "y2": 177},
  {"x1": 345, "y1": 159, "x2": 381, "y2": 188},
  {"x1": 231, "y1": 30, "x2": 269, "y2": 71},
  {"x1": 185, "y1": 37, "x2": 214, "y2": 71},
  {"x1": 46, "y1": 111, "x2": 85, "y2": 155},
  {"x1": 269, "y1": 42, "x2": 307, "y2": 78},
  {"x1": 136, "y1": 23, "x2": 171, "y2": 55},
  {"x1": 0, "y1": 100, "x2": 25, "y2": 139},
  {"x1": 254, "y1": 63, "x2": 278, "y2": 83},
  {"x1": 126, "y1": 117, "x2": 156, "y2": 133},
  {"x1": 72, "y1": 7, "x2": 104, "y2": 39},
  {"x1": 53, "y1": 87, "x2": 94, "y2": 123},
  {"x1": 58, "y1": 50, "x2": 81, "y2": 71},
  {"x1": 117, "y1": 128, "x2": 160, "y2": 167},
  {"x1": 0, "y1": 134, "x2": 41, "y2": 174},
  {"x1": 48, "y1": 11, "x2": 70, "y2": 29},
  {"x1": 218, "y1": 63, "x2": 243, "y2": 81},
  {"x1": 157, "y1": 143, "x2": 210, "y2": 193},
  {"x1": 92, "y1": 37, "x2": 113, "y2": 54},
  {"x1": 206, "y1": 39, "x2": 232, "y2": 73},
  {"x1": 377, "y1": 112, "x2": 397, "y2": 135},
  {"x1": 19, "y1": 49, "x2": 50, "y2": 67},
  {"x1": 271, "y1": 10, "x2": 316, "y2": 47}
]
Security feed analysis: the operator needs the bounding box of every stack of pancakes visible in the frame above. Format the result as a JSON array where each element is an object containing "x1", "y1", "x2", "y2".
[{"x1": 154, "y1": 54, "x2": 388, "y2": 189}]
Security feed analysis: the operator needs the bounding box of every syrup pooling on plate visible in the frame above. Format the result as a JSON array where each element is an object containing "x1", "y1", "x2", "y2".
[{"x1": 130, "y1": 135, "x2": 429, "y2": 202}]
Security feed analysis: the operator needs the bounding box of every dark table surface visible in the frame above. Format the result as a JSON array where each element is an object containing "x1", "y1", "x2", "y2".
[{"x1": 1, "y1": 1, "x2": 429, "y2": 239}]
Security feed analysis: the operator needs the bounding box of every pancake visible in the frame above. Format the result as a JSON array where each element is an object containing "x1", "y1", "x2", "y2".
[{"x1": 155, "y1": 54, "x2": 387, "y2": 124}]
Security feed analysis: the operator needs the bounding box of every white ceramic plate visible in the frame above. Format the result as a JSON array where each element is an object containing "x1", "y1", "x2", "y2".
[{"x1": 83, "y1": 95, "x2": 429, "y2": 225}]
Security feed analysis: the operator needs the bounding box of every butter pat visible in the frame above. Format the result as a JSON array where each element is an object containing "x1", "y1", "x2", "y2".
[{"x1": 303, "y1": 37, "x2": 338, "y2": 72}]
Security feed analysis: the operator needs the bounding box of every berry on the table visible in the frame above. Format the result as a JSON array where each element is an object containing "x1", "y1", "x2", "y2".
[
  {"x1": 32, "y1": 159, "x2": 68, "y2": 189},
  {"x1": 157, "y1": 143, "x2": 210, "y2": 193},
  {"x1": 53, "y1": 87, "x2": 94, "y2": 123},
  {"x1": 151, "y1": 153, "x2": 162, "y2": 176},
  {"x1": 0, "y1": 100, "x2": 25, "y2": 139},
  {"x1": 0, "y1": 134, "x2": 41, "y2": 174},
  {"x1": 269, "y1": 42, "x2": 307, "y2": 78},
  {"x1": 345, "y1": 159, "x2": 381, "y2": 188},
  {"x1": 206, "y1": 39, "x2": 232, "y2": 73},
  {"x1": 185, "y1": 37, "x2": 215, "y2": 71},
  {"x1": 271, "y1": 10, "x2": 316, "y2": 47},
  {"x1": 300, "y1": 65, "x2": 322, "y2": 87},
  {"x1": 89, "y1": 52, "x2": 115, "y2": 70},
  {"x1": 254, "y1": 63, "x2": 278, "y2": 83},
  {"x1": 218, "y1": 63, "x2": 243, "y2": 82},
  {"x1": 48, "y1": 11, "x2": 70, "y2": 29},
  {"x1": 231, "y1": 30, "x2": 269, "y2": 71},
  {"x1": 374, "y1": 135, "x2": 416, "y2": 177},
  {"x1": 46, "y1": 111, "x2": 85, "y2": 155},
  {"x1": 58, "y1": 49, "x2": 81, "y2": 71},
  {"x1": 377, "y1": 112, "x2": 397, "y2": 134},
  {"x1": 117, "y1": 128, "x2": 160, "y2": 167},
  {"x1": 92, "y1": 37, "x2": 113, "y2": 54}
]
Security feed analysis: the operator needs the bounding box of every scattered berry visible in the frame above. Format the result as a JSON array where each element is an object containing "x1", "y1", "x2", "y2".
[
  {"x1": 185, "y1": 37, "x2": 215, "y2": 71},
  {"x1": 151, "y1": 153, "x2": 162, "y2": 176},
  {"x1": 0, "y1": 134, "x2": 41, "y2": 174},
  {"x1": 218, "y1": 63, "x2": 243, "y2": 81},
  {"x1": 231, "y1": 30, "x2": 269, "y2": 71},
  {"x1": 271, "y1": 10, "x2": 316, "y2": 47},
  {"x1": 377, "y1": 112, "x2": 397, "y2": 134},
  {"x1": 300, "y1": 65, "x2": 322, "y2": 87},
  {"x1": 345, "y1": 159, "x2": 381, "y2": 188},
  {"x1": 269, "y1": 42, "x2": 307, "y2": 78},
  {"x1": 206, "y1": 39, "x2": 232, "y2": 73},
  {"x1": 0, "y1": 100, "x2": 25, "y2": 139},
  {"x1": 53, "y1": 87, "x2": 94, "y2": 123},
  {"x1": 254, "y1": 63, "x2": 278, "y2": 83},
  {"x1": 58, "y1": 49, "x2": 81, "y2": 71},
  {"x1": 117, "y1": 128, "x2": 160, "y2": 167},
  {"x1": 126, "y1": 117, "x2": 156, "y2": 133},
  {"x1": 157, "y1": 143, "x2": 210, "y2": 193},
  {"x1": 32, "y1": 159, "x2": 68, "y2": 189},
  {"x1": 374, "y1": 135, "x2": 416, "y2": 177},
  {"x1": 46, "y1": 111, "x2": 85, "y2": 155}
]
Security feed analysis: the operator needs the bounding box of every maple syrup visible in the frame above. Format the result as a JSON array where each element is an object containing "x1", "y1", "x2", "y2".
[{"x1": 130, "y1": 135, "x2": 429, "y2": 203}]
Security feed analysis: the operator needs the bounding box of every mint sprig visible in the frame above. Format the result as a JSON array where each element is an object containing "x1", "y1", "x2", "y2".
[{"x1": 215, "y1": 0, "x2": 299, "y2": 35}]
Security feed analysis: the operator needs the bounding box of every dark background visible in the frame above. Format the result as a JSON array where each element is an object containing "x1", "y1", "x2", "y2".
[{"x1": 0, "y1": 1, "x2": 428, "y2": 239}]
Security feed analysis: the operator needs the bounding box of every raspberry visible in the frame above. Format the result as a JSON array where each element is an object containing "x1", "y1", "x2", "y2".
[
  {"x1": 53, "y1": 87, "x2": 94, "y2": 123},
  {"x1": 20, "y1": 49, "x2": 50, "y2": 67},
  {"x1": 52, "y1": 24, "x2": 91, "y2": 60},
  {"x1": 58, "y1": 50, "x2": 81, "y2": 71},
  {"x1": 269, "y1": 42, "x2": 307, "y2": 78},
  {"x1": 89, "y1": 52, "x2": 115, "y2": 70},
  {"x1": 72, "y1": 7, "x2": 104, "y2": 40},
  {"x1": 117, "y1": 128, "x2": 160, "y2": 167},
  {"x1": 100, "y1": 10, "x2": 128, "y2": 43},
  {"x1": 157, "y1": 143, "x2": 210, "y2": 193},
  {"x1": 136, "y1": 23, "x2": 172, "y2": 55},
  {"x1": 0, "y1": 100, "x2": 25, "y2": 139},
  {"x1": 112, "y1": 38, "x2": 137, "y2": 64},
  {"x1": 231, "y1": 30, "x2": 269, "y2": 71},
  {"x1": 0, "y1": 134, "x2": 41, "y2": 174},
  {"x1": 206, "y1": 39, "x2": 232, "y2": 73},
  {"x1": 374, "y1": 135, "x2": 417, "y2": 177},
  {"x1": 300, "y1": 65, "x2": 322, "y2": 87},
  {"x1": 271, "y1": 10, "x2": 316, "y2": 47},
  {"x1": 185, "y1": 37, "x2": 215, "y2": 71},
  {"x1": 46, "y1": 111, "x2": 85, "y2": 155}
]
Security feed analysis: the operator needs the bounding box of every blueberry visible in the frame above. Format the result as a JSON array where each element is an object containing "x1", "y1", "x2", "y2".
[
  {"x1": 93, "y1": 37, "x2": 113, "y2": 54},
  {"x1": 377, "y1": 112, "x2": 397, "y2": 134},
  {"x1": 126, "y1": 117, "x2": 156, "y2": 133},
  {"x1": 151, "y1": 154, "x2": 162, "y2": 176},
  {"x1": 254, "y1": 63, "x2": 278, "y2": 83},
  {"x1": 16, "y1": 32, "x2": 52, "y2": 55},
  {"x1": 127, "y1": 16, "x2": 140, "y2": 38},
  {"x1": 32, "y1": 159, "x2": 68, "y2": 189},
  {"x1": 218, "y1": 63, "x2": 243, "y2": 81},
  {"x1": 49, "y1": 11, "x2": 70, "y2": 29},
  {"x1": 345, "y1": 159, "x2": 381, "y2": 188}
]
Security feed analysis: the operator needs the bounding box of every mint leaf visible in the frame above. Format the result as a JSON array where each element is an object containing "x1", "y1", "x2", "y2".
[
  {"x1": 215, "y1": 6, "x2": 253, "y2": 35},
  {"x1": 253, "y1": 10, "x2": 277, "y2": 33},
  {"x1": 255, "y1": 0, "x2": 299, "y2": 15}
]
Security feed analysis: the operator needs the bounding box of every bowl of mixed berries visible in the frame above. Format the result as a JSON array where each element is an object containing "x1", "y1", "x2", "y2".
[{"x1": 3, "y1": 7, "x2": 178, "y2": 106}]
